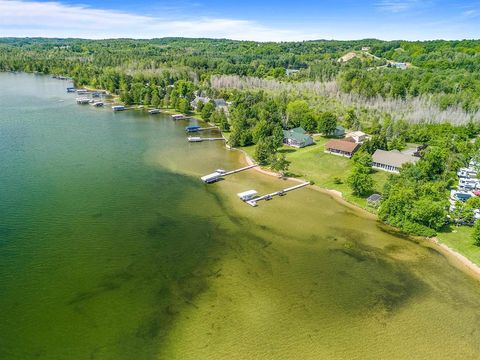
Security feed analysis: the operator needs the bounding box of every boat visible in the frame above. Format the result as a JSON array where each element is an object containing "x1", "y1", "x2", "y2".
[
  {"x1": 66, "y1": 87, "x2": 76, "y2": 93},
  {"x1": 76, "y1": 89, "x2": 88, "y2": 95},
  {"x1": 148, "y1": 109, "x2": 161, "y2": 114},
  {"x1": 112, "y1": 105, "x2": 125, "y2": 111},
  {"x1": 201, "y1": 172, "x2": 223, "y2": 183},
  {"x1": 76, "y1": 97, "x2": 90, "y2": 104},
  {"x1": 237, "y1": 190, "x2": 258, "y2": 201},
  {"x1": 185, "y1": 125, "x2": 201, "y2": 132},
  {"x1": 172, "y1": 114, "x2": 187, "y2": 120},
  {"x1": 187, "y1": 136, "x2": 203, "y2": 142},
  {"x1": 91, "y1": 101, "x2": 104, "y2": 107}
]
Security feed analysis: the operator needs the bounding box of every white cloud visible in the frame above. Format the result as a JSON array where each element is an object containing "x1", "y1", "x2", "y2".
[
  {"x1": 0, "y1": 0, "x2": 318, "y2": 41},
  {"x1": 376, "y1": 0, "x2": 421, "y2": 13},
  {"x1": 462, "y1": 9, "x2": 479, "y2": 18}
]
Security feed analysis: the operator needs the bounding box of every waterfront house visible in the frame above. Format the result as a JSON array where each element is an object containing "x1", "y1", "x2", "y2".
[
  {"x1": 372, "y1": 149, "x2": 419, "y2": 173},
  {"x1": 191, "y1": 96, "x2": 210, "y2": 110},
  {"x1": 345, "y1": 130, "x2": 368, "y2": 143},
  {"x1": 324, "y1": 139, "x2": 360, "y2": 158},
  {"x1": 283, "y1": 127, "x2": 314, "y2": 148}
]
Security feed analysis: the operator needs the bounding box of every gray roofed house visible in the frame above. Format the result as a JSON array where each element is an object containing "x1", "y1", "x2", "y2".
[
  {"x1": 332, "y1": 126, "x2": 345, "y2": 138},
  {"x1": 372, "y1": 149, "x2": 419, "y2": 173},
  {"x1": 191, "y1": 96, "x2": 210, "y2": 110},
  {"x1": 214, "y1": 99, "x2": 227, "y2": 108},
  {"x1": 283, "y1": 127, "x2": 314, "y2": 148}
]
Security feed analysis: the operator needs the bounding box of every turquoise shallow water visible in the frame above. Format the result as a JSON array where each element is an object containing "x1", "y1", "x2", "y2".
[{"x1": 1, "y1": 73, "x2": 480, "y2": 359}]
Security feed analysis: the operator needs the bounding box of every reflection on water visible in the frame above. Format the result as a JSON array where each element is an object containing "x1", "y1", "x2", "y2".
[{"x1": 1, "y1": 73, "x2": 480, "y2": 360}]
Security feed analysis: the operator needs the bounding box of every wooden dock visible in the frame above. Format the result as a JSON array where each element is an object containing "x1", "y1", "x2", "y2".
[
  {"x1": 188, "y1": 137, "x2": 225, "y2": 142},
  {"x1": 245, "y1": 182, "x2": 310, "y2": 207},
  {"x1": 223, "y1": 164, "x2": 257, "y2": 176},
  {"x1": 197, "y1": 126, "x2": 219, "y2": 131}
]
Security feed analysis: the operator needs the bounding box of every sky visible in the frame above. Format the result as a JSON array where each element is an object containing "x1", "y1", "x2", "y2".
[{"x1": 0, "y1": 0, "x2": 479, "y2": 41}]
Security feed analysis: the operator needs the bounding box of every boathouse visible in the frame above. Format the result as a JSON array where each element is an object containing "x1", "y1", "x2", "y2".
[
  {"x1": 324, "y1": 139, "x2": 360, "y2": 158},
  {"x1": 237, "y1": 190, "x2": 258, "y2": 201},
  {"x1": 172, "y1": 114, "x2": 187, "y2": 120},
  {"x1": 185, "y1": 125, "x2": 201, "y2": 133}
]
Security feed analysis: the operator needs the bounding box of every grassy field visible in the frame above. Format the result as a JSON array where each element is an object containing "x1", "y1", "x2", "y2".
[
  {"x1": 241, "y1": 136, "x2": 390, "y2": 210},
  {"x1": 437, "y1": 226, "x2": 480, "y2": 266}
]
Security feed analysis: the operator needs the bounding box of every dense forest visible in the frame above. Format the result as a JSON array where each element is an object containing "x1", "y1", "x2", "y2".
[{"x1": 2, "y1": 37, "x2": 480, "y2": 239}]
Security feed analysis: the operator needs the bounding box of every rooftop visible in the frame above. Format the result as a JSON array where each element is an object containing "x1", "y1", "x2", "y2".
[
  {"x1": 325, "y1": 139, "x2": 360, "y2": 153},
  {"x1": 373, "y1": 149, "x2": 419, "y2": 168}
]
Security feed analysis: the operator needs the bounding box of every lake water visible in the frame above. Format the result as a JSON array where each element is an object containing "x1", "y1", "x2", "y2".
[{"x1": 1, "y1": 73, "x2": 480, "y2": 359}]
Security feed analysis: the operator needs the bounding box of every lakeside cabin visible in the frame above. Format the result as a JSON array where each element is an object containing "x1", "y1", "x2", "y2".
[
  {"x1": 172, "y1": 114, "x2": 187, "y2": 120},
  {"x1": 185, "y1": 125, "x2": 201, "y2": 133},
  {"x1": 283, "y1": 127, "x2": 314, "y2": 148},
  {"x1": 372, "y1": 149, "x2": 419, "y2": 173},
  {"x1": 237, "y1": 190, "x2": 258, "y2": 201},
  {"x1": 112, "y1": 105, "x2": 125, "y2": 111},
  {"x1": 324, "y1": 139, "x2": 360, "y2": 158}
]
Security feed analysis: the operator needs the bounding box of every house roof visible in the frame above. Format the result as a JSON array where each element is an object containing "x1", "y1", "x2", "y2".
[
  {"x1": 373, "y1": 149, "x2": 419, "y2": 168},
  {"x1": 290, "y1": 127, "x2": 306, "y2": 134},
  {"x1": 325, "y1": 139, "x2": 360, "y2": 153},
  {"x1": 346, "y1": 131, "x2": 366, "y2": 137},
  {"x1": 367, "y1": 193, "x2": 381, "y2": 202},
  {"x1": 214, "y1": 99, "x2": 227, "y2": 107},
  {"x1": 283, "y1": 129, "x2": 312, "y2": 143}
]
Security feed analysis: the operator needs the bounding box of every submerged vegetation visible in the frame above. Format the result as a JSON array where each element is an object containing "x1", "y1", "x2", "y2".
[{"x1": 2, "y1": 37, "x2": 480, "y2": 245}]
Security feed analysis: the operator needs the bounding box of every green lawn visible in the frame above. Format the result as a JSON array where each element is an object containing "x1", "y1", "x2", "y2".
[
  {"x1": 240, "y1": 136, "x2": 390, "y2": 211},
  {"x1": 437, "y1": 226, "x2": 480, "y2": 266}
]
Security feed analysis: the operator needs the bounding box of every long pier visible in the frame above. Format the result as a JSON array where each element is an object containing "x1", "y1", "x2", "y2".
[
  {"x1": 246, "y1": 182, "x2": 310, "y2": 207},
  {"x1": 188, "y1": 136, "x2": 225, "y2": 142},
  {"x1": 223, "y1": 164, "x2": 257, "y2": 176},
  {"x1": 197, "y1": 126, "x2": 219, "y2": 131}
]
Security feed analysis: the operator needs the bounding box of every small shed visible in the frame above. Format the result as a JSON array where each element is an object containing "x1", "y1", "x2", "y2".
[
  {"x1": 332, "y1": 126, "x2": 346, "y2": 138},
  {"x1": 367, "y1": 194, "x2": 382, "y2": 207}
]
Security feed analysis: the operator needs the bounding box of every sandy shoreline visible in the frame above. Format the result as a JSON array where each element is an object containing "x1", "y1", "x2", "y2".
[
  {"x1": 228, "y1": 144, "x2": 480, "y2": 281},
  {"x1": 68, "y1": 86, "x2": 480, "y2": 281}
]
